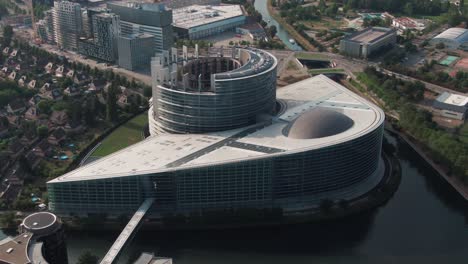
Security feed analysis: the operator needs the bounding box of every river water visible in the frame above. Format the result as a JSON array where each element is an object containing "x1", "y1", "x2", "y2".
[
  {"x1": 3, "y1": 132, "x2": 463, "y2": 264},
  {"x1": 253, "y1": 0, "x2": 302, "y2": 51}
]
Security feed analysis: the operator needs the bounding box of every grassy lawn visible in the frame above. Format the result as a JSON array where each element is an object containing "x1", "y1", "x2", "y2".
[
  {"x1": 458, "y1": 123, "x2": 468, "y2": 144},
  {"x1": 309, "y1": 68, "x2": 345, "y2": 74},
  {"x1": 91, "y1": 112, "x2": 148, "y2": 157},
  {"x1": 295, "y1": 52, "x2": 328, "y2": 60},
  {"x1": 349, "y1": 78, "x2": 366, "y2": 93}
]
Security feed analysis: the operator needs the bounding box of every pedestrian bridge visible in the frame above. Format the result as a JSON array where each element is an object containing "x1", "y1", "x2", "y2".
[{"x1": 100, "y1": 198, "x2": 154, "y2": 264}]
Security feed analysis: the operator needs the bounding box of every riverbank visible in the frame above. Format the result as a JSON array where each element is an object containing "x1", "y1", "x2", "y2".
[
  {"x1": 266, "y1": 0, "x2": 315, "y2": 51},
  {"x1": 388, "y1": 127, "x2": 468, "y2": 201}
]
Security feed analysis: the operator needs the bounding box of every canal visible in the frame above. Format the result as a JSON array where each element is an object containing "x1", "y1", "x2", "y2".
[
  {"x1": 253, "y1": 0, "x2": 302, "y2": 51},
  {"x1": 40, "y1": 132, "x2": 468, "y2": 263}
]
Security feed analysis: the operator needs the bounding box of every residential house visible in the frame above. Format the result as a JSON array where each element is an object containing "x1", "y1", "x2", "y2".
[
  {"x1": 18, "y1": 75, "x2": 27, "y2": 87},
  {"x1": 25, "y1": 151, "x2": 41, "y2": 169},
  {"x1": 27, "y1": 80, "x2": 37, "y2": 90},
  {"x1": 117, "y1": 94, "x2": 131, "y2": 108},
  {"x1": 48, "y1": 127, "x2": 66, "y2": 145},
  {"x1": 55, "y1": 65, "x2": 64, "y2": 77},
  {"x1": 2, "y1": 47, "x2": 9, "y2": 55},
  {"x1": 32, "y1": 139, "x2": 53, "y2": 158},
  {"x1": 74, "y1": 73, "x2": 90, "y2": 85},
  {"x1": 28, "y1": 95, "x2": 43, "y2": 107},
  {"x1": 45, "y1": 89, "x2": 63, "y2": 101},
  {"x1": 0, "y1": 151, "x2": 12, "y2": 174},
  {"x1": 8, "y1": 139, "x2": 25, "y2": 159},
  {"x1": 65, "y1": 119, "x2": 85, "y2": 135},
  {"x1": 6, "y1": 115, "x2": 20, "y2": 128},
  {"x1": 7, "y1": 100, "x2": 26, "y2": 115},
  {"x1": 44, "y1": 62, "x2": 53, "y2": 73},
  {"x1": 25, "y1": 107, "x2": 40, "y2": 121},
  {"x1": 0, "y1": 67, "x2": 9, "y2": 77},
  {"x1": 66, "y1": 70, "x2": 74, "y2": 78},
  {"x1": 88, "y1": 79, "x2": 108, "y2": 93},
  {"x1": 49, "y1": 110, "x2": 68, "y2": 127},
  {"x1": 40, "y1": 83, "x2": 52, "y2": 94},
  {"x1": 64, "y1": 86, "x2": 81, "y2": 97},
  {"x1": 8, "y1": 70, "x2": 16, "y2": 80}
]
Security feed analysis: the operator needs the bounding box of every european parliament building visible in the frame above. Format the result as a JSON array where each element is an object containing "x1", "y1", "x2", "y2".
[{"x1": 47, "y1": 48, "x2": 385, "y2": 219}]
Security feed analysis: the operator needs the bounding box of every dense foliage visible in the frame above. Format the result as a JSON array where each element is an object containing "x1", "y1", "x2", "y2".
[
  {"x1": 0, "y1": 80, "x2": 34, "y2": 108},
  {"x1": 359, "y1": 67, "x2": 468, "y2": 183},
  {"x1": 343, "y1": 0, "x2": 449, "y2": 16}
]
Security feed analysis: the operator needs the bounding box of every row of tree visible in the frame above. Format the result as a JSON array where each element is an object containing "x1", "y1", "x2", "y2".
[{"x1": 360, "y1": 67, "x2": 468, "y2": 183}]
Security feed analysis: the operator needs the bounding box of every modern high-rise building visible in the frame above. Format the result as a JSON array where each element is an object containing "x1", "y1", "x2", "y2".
[
  {"x1": 53, "y1": 1, "x2": 83, "y2": 51},
  {"x1": 78, "y1": 12, "x2": 120, "y2": 62},
  {"x1": 44, "y1": 9, "x2": 56, "y2": 44},
  {"x1": 47, "y1": 48, "x2": 386, "y2": 221},
  {"x1": 118, "y1": 33, "x2": 154, "y2": 71},
  {"x1": 0, "y1": 212, "x2": 68, "y2": 264},
  {"x1": 107, "y1": 2, "x2": 173, "y2": 54},
  {"x1": 36, "y1": 19, "x2": 48, "y2": 42}
]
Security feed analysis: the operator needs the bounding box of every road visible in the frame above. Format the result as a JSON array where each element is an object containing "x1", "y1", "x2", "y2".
[{"x1": 293, "y1": 51, "x2": 466, "y2": 96}]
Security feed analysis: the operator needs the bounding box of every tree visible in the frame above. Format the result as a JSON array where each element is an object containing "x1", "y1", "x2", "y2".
[
  {"x1": 0, "y1": 212, "x2": 16, "y2": 228},
  {"x1": 77, "y1": 251, "x2": 99, "y2": 264},
  {"x1": 2, "y1": 25, "x2": 13, "y2": 46},
  {"x1": 268, "y1": 25, "x2": 277, "y2": 38},
  {"x1": 143, "y1": 86, "x2": 152, "y2": 98},
  {"x1": 83, "y1": 95, "x2": 97, "y2": 126},
  {"x1": 106, "y1": 82, "x2": 119, "y2": 122},
  {"x1": 37, "y1": 125, "x2": 48, "y2": 138},
  {"x1": 37, "y1": 100, "x2": 53, "y2": 114},
  {"x1": 404, "y1": 3, "x2": 414, "y2": 15}
]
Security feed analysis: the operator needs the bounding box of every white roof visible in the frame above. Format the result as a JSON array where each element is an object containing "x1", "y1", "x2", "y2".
[
  {"x1": 433, "y1": 28, "x2": 468, "y2": 42},
  {"x1": 172, "y1": 4, "x2": 244, "y2": 30},
  {"x1": 49, "y1": 75, "x2": 384, "y2": 183},
  {"x1": 439, "y1": 93, "x2": 468, "y2": 106}
]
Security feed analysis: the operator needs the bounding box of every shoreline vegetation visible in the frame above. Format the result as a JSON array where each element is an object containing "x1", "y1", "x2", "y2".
[{"x1": 350, "y1": 68, "x2": 468, "y2": 200}]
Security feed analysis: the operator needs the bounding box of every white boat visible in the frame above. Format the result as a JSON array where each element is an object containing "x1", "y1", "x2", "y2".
[{"x1": 289, "y1": 38, "x2": 296, "y2": 44}]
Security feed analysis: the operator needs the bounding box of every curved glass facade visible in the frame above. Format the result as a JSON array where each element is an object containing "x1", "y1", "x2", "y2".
[
  {"x1": 150, "y1": 49, "x2": 277, "y2": 134},
  {"x1": 48, "y1": 123, "x2": 384, "y2": 216}
]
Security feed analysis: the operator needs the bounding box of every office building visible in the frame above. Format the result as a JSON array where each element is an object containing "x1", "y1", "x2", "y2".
[
  {"x1": 78, "y1": 12, "x2": 120, "y2": 62},
  {"x1": 173, "y1": 4, "x2": 246, "y2": 39},
  {"x1": 45, "y1": 10, "x2": 56, "y2": 44},
  {"x1": 0, "y1": 212, "x2": 68, "y2": 264},
  {"x1": 107, "y1": 2, "x2": 173, "y2": 54},
  {"x1": 150, "y1": 48, "x2": 277, "y2": 134},
  {"x1": 118, "y1": 33, "x2": 154, "y2": 71},
  {"x1": 47, "y1": 48, "x2": 385, "y2": 219},
  {"x1": 433, "y1": 92, "x2": 468, "y2": 120},
  {"x1": 340, "y1": 27, "x2": 397, "y2": 58},
  {"x1": 53, "y1": 1, "x2": 83, "y2": 51}
]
